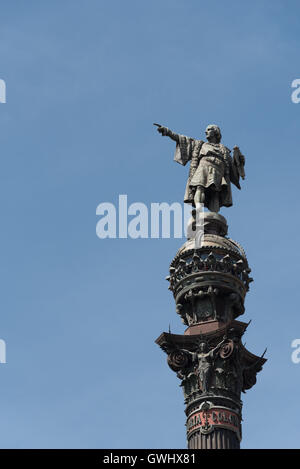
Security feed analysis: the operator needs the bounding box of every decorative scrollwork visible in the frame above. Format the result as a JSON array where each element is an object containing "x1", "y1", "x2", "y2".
[
  {"x1": 219, "y1": 340, "x2": 234, "y2": 359},
  {"x1": 167, "y1": 349, "x2": 189, "y2": 372}
]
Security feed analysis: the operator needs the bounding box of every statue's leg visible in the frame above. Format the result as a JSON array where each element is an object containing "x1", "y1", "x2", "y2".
[
  {"x1": 208, "y1": 192, "x2": 220, "y2": 213},
  {"x1": 199, "y1": 370, "x2": 205, "y2": 393},
  {"x1": 194, "y1": 186, "x2": 205, "y2": 206},
  {"x1": 204, "y1": 368, "x2": 211, "y2": 394},
  {"x1": 193, "y1": 188, "x2": 205, "y2": 245},
  {"x1": 202, "y1": 369, "x2": 209, "y2": 394}
]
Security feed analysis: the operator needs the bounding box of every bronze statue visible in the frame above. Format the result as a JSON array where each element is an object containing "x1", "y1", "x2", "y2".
[
  {"x1": 182, "y1": 339, "x2": 227, "y2": 394},
  {"x1": 154, "y1": 123, "x2": 245, "y2": 213}
]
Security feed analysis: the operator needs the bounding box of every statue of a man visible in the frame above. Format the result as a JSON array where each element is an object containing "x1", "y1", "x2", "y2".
[{"x1": 154, "y1": 123, "x2": 245, "y2": 213}]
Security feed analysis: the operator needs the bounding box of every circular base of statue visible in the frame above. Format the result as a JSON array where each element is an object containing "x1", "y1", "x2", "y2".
[{"x1": 187, "y1": 211, "x2": 228, "y2": 239}]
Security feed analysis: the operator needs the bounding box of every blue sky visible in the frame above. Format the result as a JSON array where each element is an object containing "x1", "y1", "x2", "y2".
[{"x1": 0, "y1": 0, "x2": 299, "y2": 448}]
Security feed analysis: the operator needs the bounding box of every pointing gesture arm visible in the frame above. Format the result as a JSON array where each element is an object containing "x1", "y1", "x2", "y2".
[{"x1": 153, "y1": 123, "x2": 179, "y2": 143}]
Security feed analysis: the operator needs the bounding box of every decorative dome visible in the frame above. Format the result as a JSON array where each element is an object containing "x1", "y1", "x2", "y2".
[{"x1": 174, "y1": 234, "x2": 246, "y2": 260}]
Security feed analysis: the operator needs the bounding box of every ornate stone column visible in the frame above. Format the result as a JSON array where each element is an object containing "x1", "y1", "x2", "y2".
[{"x1": 155, "y1": 213, "x2": 266, "y2": 449}]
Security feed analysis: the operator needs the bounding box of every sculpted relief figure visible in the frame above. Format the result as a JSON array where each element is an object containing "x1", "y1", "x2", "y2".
[
  {"x1": 154, "y1": 123, "x2": 245, "y2": 213},
  {"x1": 182, "y1": 339, "x2": 227, "y2": 394}
]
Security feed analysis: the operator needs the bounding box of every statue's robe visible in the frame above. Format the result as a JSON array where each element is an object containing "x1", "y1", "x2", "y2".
[
  {"x1": 173, "y1": 135, "x2": 204, "y2": 204},
  {"x1": 174, "y1": 136, "x2": 240, "y2": 207}
]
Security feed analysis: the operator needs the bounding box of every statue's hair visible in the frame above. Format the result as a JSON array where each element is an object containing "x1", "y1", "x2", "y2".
[
  {"x1": 196, "y1": 339, "x2": 209, "y2": 349},
  {"x1": 206, "y1": 124, "x2": 222, "y2": 143}
]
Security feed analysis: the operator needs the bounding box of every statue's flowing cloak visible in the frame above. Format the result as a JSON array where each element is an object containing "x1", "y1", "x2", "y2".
[{"x1": 174, "y1": 136, "x2": 240, "y2": 207}]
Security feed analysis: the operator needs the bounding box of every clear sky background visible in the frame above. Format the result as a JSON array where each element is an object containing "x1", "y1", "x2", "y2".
[{"x1": 0, "y1": 0, "x2": 299, "y2": 449}]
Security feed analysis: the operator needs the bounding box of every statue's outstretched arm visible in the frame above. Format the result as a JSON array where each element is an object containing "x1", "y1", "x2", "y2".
[
  {"x1": 181, "y1": 348, "x2": 196, "y2": 361},
  {"x1": 154, "y1": 123, "x2": 196, "y2": 167},
  {"x1": 153, "y1": 123, "x2": 179, "y2": 142},
  {"x1": 210, "y1": 337, "x2": 227, "y2": 356}
]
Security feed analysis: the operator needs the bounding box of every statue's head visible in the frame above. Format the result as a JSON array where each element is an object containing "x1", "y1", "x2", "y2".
[
  {"x1": 199, "y1": 342, "x2": 208, "y2": 353},
  {"x1": 205, "y1": 124, "x2": 222, "y2": 143}
]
